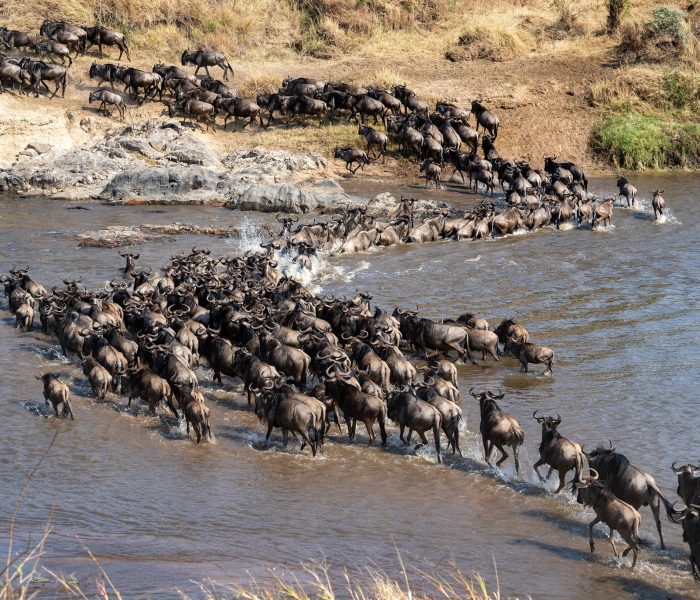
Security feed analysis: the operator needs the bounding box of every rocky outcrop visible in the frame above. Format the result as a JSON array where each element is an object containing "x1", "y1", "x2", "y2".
[
  {"x1": 76, "y1": 223, "x2": 250, "y2": 248},
  {"x1": 0, "y1": 119, "x2": 360, "y2": 212}
]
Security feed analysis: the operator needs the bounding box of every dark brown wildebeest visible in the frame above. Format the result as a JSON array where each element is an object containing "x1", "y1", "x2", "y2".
[
  {"x1": 83, "y1": 25, "x2": 130, "y2": 61},
  {"x1": 324, "y1": 368, "x2": 387, "y2": 446},
  {"x1": 40, "y1": 20, "x2": 86, "y2": 52},
  {"x1": 586, "y1": 443, "x2": 677, "y2": 548},
  {"x1": 33, "y1": 41, "x2": 72, "y2": 66},
  {"x1": 652, "y1": 189, "x2": 666, "y2": 220},
  {"x1": 214, "y1": 96, "x2": 260, "y2": 129},
  {"x1": 673, "y1": 461, "x2": 700, "y2": 506},
  {"x1": 574, "y1": 469, "x2": 651, "y2": 569},
  {"x1": 470, "y1": 100, "x2": 499, "y2": 139},
  {"x1": 0, "y1": 27, "x2": 38, "y2": 51},
  {"x1": 616, "y1": 176, "x2": 637, "y2": 207},
  {"x1": 472, "y1": 388, "x2": 524, "y2": 474},
  {"x1": 168, "y1": 97, "x2": 216, "y2": 130},
  {"x1": 533, "y1": 411, "x2": 584, "y2": 492},
  {"x1": 18, "y1": 58, "x2": 66, "y2": 98},
  {"x1": 387, "y1": 388, "x2": 442, "y2": 463},
  {"x1": 334, "y1": 147, "x2": 370, "y2": 174},
  {"x1": 393, "y1": 85, "x2": 428, "y2": 115},
  {"x1": 182, "y1": 389, "x2": 212, "y2": 443},
  {"x1": 89, "y1": 62, "x2": 120, "y2": 87},
  {"x1": 36, "y1": 372, "x2": 74, "y2": 419},
  {"x1": 670, "y1": 503, "x2": 700, "y2": 580},
  {"x1": 503, "y1": 337, "x2": 554, "y2": 374},
  {"x1": 124, "y1": 367, "x2": 177, "y2": 417},
  {"x1": 415, "y1": 383, "x2": 462, "y2": 455},
  {"x1": 181, "y1": 48, "x2": 233, "y2": 80}
]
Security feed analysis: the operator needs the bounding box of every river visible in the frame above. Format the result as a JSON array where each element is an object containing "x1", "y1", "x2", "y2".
[{"x1": 0, "y1": 174, "x2": 698, "y2": 599}]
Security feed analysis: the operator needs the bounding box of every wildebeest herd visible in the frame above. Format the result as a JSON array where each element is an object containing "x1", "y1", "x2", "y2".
[{"x1": 0, "y1": 188, "x2": 693, "y2": 578}]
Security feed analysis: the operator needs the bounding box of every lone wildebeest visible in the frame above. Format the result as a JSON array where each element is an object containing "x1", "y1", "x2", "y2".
[
  {"x1": 334, "y1": 147, "x2": 370, "y2": 174},
  {"x1": 652, "y1": 189, "x2": 666, "y2": 220}
]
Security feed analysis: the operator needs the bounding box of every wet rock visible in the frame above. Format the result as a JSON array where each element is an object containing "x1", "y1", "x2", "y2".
[{"x1": 76, "y1": 223, "x2": 243, "y2": 248}]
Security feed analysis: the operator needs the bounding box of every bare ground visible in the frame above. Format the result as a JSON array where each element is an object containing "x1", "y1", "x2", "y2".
[{"x1": 0, "y1": 31, "x2": 619, "y2": 181}]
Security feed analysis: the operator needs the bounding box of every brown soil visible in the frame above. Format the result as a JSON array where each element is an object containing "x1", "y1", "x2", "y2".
[{"x1": 0, "y1": 25, "x2": 624, "y2": 182}]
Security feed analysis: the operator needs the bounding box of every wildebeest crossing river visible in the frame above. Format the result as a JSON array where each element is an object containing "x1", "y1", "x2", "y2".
[{"x1": 0, "y1": 174, "x2": 698, "y2": 599}]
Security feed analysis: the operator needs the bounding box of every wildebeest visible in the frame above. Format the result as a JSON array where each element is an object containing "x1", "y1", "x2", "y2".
[
  {"x1": 89, "y1": 62, "x2": 120, "y2": 87},
  {"x1": 89, "y1": 88, "x2": 126, "y2": 120},
  {"x1": 214, "y1": 97, "x2": 260, "y2": 129},
  {"x1": 18, "y1": 58, "x2": 66, "y2": 98},
  {"x1": 503, "y1": 336, "x2": 554, "y2": 374},
  {"x1": 651, "y1": 189, "x2": 666, "y2": 220},
  {"x1": 324, "y1": 369, "x2": 387, "y2": 446},
  {"x1": 592, "y1": 198, "x2": 614, "y2": 228},
  {"x1": 124, "y1": 367, "x2": 176, "y2": 416},
  {"x1": 183, "y1": 389, "x2": 212, "y2": 443},
  {"x1": 670, "y1": 503, "x2": 700, "y2": 580},
  {"x1": 334, "y1": 147, "x2": 370, "y2": 174},
  {"x1": 40, "y1": 20, "x2": 86, "y2": 53},
  {"x1": 36, "y1": 372, "x2": 74, "y2": 419},
  {"x1": 0, "y1": 27, "x2": 38, "y2": 50},
  {"x1": 181, "y1": 48, "x2": 233, "y2": 80},
  {"x1": 122, "y1": 68, "x2": 162, "y2": 104},
  {"x1": 33, "y1": 41, "x2": 72, "y2": 66},
  {"x1": 616, "y1": 176, "x2": 637, "y2": 207},
  {"x1": 393, "y1": 85, "x2": 428, "y2": 115},
  {"x1": 82, "y1": 356, "x2": 112, "y2": 401},
  {"x1": 387, "y1": 388, "x2": 442, "y2": 463},
  {"x1": 533, "y1": 411, "x2": 584, "y2": 492},
  {"x1": 348, "y1": 94, "x2": 387, "y2": 125},
  {"x1": 358, "y1": 124, "x2": 387, "y2": 161},
  {"x1": 168, "y1": 98, "x2": 216, "y2": 130},
  {"x1": 472, "y1": 388, "x2": 524, "y2": 474},
  {"x1": 673, "y1": 461, "x2": 700, "y2": 506},
  {"x1": 420, "y1": 161, "x2": 441, "y2": 189},
  {"x1": 83, "y1": 25, "x2": 130, "y2": 61},
  {"x1": 586, "y1": 443, "x2": 677, "y2": 548},
  {"x1": 574, "y1": 469, "x2": 651, "y2": 569},
  {"x1": 471, "y1": 100, "x2": 499, "y2": 139}
]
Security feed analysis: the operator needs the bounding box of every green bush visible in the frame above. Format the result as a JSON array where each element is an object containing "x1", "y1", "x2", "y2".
[
  {"x1": 650, "y1": 6, "x2": 687, "y2": 39},
  {"x1": 592, "y1": 111, "x2": 700, "y2": 169}
]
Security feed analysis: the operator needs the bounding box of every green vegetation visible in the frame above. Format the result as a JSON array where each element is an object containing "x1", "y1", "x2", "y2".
[
  {"x1": 592, "y1": 111, "x2": 700, "y2": 169},
  {"x1": 590, "y1": 63, "x2": 700, "y2": 170}
]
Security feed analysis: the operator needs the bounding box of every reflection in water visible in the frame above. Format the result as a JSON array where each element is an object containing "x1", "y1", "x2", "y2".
[{"x1": 0, "y1": 174, "x2": 698, "y2": 599}]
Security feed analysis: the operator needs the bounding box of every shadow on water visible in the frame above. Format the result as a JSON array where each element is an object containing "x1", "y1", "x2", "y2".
[
  {"x1": 517, "y1": 538, "x2": 594, "y2": 562},
  {"x1": 599, "y1": 575, "x2": 693, "y2": 600}
]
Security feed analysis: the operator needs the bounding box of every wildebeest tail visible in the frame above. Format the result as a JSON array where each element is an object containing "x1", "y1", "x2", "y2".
[
  {"x1": 378, "y1": 407, "x2": 388, "y2": 446},
  {"x1": 649, "y1": 479, "x2": 682, "y2": 521}
]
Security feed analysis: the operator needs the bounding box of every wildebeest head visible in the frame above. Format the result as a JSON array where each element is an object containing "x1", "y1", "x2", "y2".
[
  {"x1": 573, "y1": 468, "x2": 601, "y2": 505},
  {"x1": 470, "y1": 387, "x2": 504, "y2": 415},
  {"x1": 672, "y1": 461, "x2": 700, "y2": 505},
  {"x1": 533, "y1": 409, "x2": 561, "y2": 433}
]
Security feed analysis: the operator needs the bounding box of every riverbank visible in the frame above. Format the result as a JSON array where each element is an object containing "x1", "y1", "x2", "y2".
[{"x1": 2, "y1": 1, "x2": 697, "y2": 179}]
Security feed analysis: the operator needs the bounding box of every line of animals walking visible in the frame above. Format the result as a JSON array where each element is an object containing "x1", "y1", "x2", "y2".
[{"x1": 1, "y1": 191, "x2": 694, "y2": 579}]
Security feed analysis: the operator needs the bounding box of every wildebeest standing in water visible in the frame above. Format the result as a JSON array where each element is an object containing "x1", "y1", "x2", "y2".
[
  {"x1": 652, "y1": 189, "x2": 666, "y2": 220},
  {"x1": 586, "y1": 442, "x2": 677, "y2": 548},
  {"x1": 472, "y1": 388, "x2": 524, "y2": 474},
  {"x1": 36, "y1": 372, "x2": 74, "y2": 419},
  {"x1": 532, "y1": 411, "x2": 584, "y2": 492},
  {"x1": 574, "y1": 469, "x2": 651, "y2": 569},
  {"x1": 616, "y1": 176, "x2": 637, "y2": 207}
]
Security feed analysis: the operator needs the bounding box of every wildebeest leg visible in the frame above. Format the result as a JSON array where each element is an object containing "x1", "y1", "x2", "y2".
[
  {"x1": 204, "y1": 66, "x2": 211, "y2": 78},
  {"x1": 282, "y1": 428, "x2": 289, "y2": 448},
  {"x1": 167, "y1": 397, "x2": 179, "y2": 419},
  {"x1": 399, "y1": 424, "x2": 406, "y2": 443},
  {"x1": 364, "y1": 419, "x2": 374, "y2": 446},
  {"x1": 494, "y1": 444, "x2": 509, "y2": 467},
  {"x1": 589, "y1": 516, "x2": 601, "y2": 552},
  {"x1": 512, "y1": 444, "x2": 520, "y2": 475},
  {"x1": 554, "y1": 469, "x2": 567, "y2": 493},
  {"x1": 520, "y1": 357, "x2": 528, "y2": 372},
  {"x1": 649, "y1": 496, "x2": 665, "y2": 549},
  {"x1": 482, "y1": 434, "x2": 491, "y2": 463},
  {"x1": 265, "y1": 421, "x2": 274, "y2": 442},
  {"x1": 608, "y1": 526, "x2": 619, "y2": 557},
  {"x1": 532, "y1": 458, "x2": 546, "y2": 481}
]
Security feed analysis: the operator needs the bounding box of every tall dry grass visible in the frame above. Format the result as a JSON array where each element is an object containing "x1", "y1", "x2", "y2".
[{"x1": 0, "y1": 0, "x2": 684, "y2": 63}]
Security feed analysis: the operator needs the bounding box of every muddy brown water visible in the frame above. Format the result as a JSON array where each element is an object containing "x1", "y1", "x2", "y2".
[{"x1": 0, "y1": 175, "x2": 698, "y2": 599}]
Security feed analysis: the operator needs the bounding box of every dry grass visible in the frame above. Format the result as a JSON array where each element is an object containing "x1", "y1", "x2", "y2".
[{"x1": 176, "y1": 559, "x2": 508, "y2": 600}]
